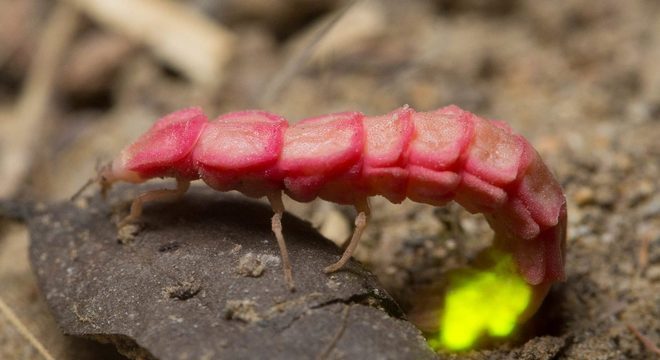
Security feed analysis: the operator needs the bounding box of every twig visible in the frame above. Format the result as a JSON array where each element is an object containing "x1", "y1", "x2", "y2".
[
  {"x1": 66, "y1": 0, "x2": 235, "y2": 87},
  {"x1": 0, "y1": 296, "x2": 55, "y2": 360},
  {"x1": 0, "y1": 2, "x2": 80, "y2": 198},
  {"x1": 627, "y1": 323, "x2": 660, "y2": 356},
  {"x1": 259, "y1": 0, "x2": 358, "y2": 107},
  {"x1": 317, "y1": 305, "x2": 351, "y2": 360},
  {"x1": 0, "y1": 2, "x2": 30, "y2": 69},
  {"x1": 638, "y1": 230, "x2": 650, "y2": 270},
  {"x1": 70, "y1": 177, "x2": 94, "y2": 202},
  {"x1": 0, "y1": 199, "x2": 30, "y2": 221}
]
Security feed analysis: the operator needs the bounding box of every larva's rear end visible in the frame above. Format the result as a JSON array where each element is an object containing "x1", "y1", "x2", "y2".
[{"x1": 399, "y1": 107, "x2": 566, "y2": 349}]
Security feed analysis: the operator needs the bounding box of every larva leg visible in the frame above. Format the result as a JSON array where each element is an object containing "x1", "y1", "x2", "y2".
[
  {"x1": 118, "y1": 178, "x2": 190, "y2": 228},
  {"x1": 324, "y1": 199, "x2": 370, "y2": 274},
  {"x1": 267, "y1": 192, "x2": 295, "y2": 291}
]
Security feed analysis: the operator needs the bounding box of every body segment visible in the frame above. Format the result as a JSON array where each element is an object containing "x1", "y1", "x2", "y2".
[
  {"x1": 112, "y1": 107, "x2": 207, "y2": 182},
  {"x1": 279, "y1": 111, "x2": 365, "y2": 203},
  {"x1": 362, "y1": 106, "x2": 413, "y2": 203},
  {"x1": 194, "y1": 110, "x2": 287, "y2": 197}
]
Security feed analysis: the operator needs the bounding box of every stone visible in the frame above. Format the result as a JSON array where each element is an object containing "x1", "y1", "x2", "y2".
[{"x1": 27, "y1": 185, "x2": 436, "y2": 360}]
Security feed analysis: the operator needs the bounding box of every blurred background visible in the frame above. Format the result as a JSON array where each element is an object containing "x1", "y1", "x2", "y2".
[{"x1": 0, "y1": 0, "x2": 658, "y2": 358}]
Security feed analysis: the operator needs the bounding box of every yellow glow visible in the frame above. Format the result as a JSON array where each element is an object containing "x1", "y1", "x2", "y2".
[{"x1": 431, "y1": 250, "x2": 532, "y2": 351}]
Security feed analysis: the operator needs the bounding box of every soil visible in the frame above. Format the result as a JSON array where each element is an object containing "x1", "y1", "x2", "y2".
[{"x1": 0, "y1": 0, "x2": 658, "y2": 359}]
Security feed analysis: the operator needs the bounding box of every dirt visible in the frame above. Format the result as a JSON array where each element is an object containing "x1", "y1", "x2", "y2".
[{"x1": 0, "y1": 0, "x2": 658, "y2": 359}]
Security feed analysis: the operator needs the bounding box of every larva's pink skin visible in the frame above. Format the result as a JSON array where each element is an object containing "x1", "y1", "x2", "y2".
[
  {"x1": 279, "y1": 111, "x2": 365, "y2": 203},
  {"x1": 110, "y1": 107, "x2": 208, "y2": 183},
  {"x1": 105, "y1": 105, "x2": 567, "y2": 289},
  {"x1": 362, "y1": 107, "x2": 414, "y2": 203},
  {"x1": 194, "y1": 110, "x2": 287, "y2": 198}
]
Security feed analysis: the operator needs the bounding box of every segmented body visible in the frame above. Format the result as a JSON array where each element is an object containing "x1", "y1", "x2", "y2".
[{"x1": 104, "y1": 105, "x2": 566, "y2": 289}]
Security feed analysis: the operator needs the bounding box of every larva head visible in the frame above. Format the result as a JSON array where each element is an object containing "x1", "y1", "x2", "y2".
[
  {"x1": 70, "y1": 160, "x2": 115, "y2": 201},
  {"x1": 94, "y1": 159, "x2": 143, "y2": 197},
  {"x1": 69, "y1": 158, "x2": 132, "y2": 201}
]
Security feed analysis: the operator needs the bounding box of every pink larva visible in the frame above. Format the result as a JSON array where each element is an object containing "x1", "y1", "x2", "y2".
[{"x1": 98, "y1": 105, "x2": 567, "y2": 297}]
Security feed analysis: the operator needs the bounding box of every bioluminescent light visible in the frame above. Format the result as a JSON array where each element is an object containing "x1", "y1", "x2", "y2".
[{"x1": 429, "y1": 250, "x2": 532, "y2": 351}]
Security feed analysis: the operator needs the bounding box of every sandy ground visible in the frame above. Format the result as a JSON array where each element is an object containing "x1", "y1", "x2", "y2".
[{"x1": 0, "y1": 0, "x2": 658, "y2": 358}]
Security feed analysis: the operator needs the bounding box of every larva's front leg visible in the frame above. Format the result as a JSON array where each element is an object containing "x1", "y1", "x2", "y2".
[
  {"x1": 267, "y1": 192, "x2": 295, "y2": 291},
  {"x1": 118, "y1": 178, "x2": 191, "y2": 228},
  {"x1": 323, "y1": 199, "x2": 370, "y2": 273}
]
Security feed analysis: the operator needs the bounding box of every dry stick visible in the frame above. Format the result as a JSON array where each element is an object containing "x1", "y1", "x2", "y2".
[
  {"x1": 0, "y1": 3, "x2": 80, "y2": 199},
  {"x1": 258, "y1": 0, "x2": 359, "y2": 107},
  {"x1": 626, "y1": 323, "x2": 660, "y2": 356},
  {"x1": 638, "y1": 231, "x2": 650, "y2": 270},
  {"x1": 0, "y1": 297, "x2": 55, "y2": 360},
  {"x1": 70, "y1": 177, "x2": 94, "y2": 201},
  {"x1": 66, "y1": 0, "x2": 235, "y2": 87},
  {"x1": 0, "y1": 18, "x2": 27, "y2": 69},
  {"x1": 317, "y1": 305, "x2": 351, "y2": 360}
]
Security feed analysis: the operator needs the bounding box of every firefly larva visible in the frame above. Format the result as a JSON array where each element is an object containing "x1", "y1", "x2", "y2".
[{"x1": 89, "y1": 105, "x2": 567, "y2": 341}]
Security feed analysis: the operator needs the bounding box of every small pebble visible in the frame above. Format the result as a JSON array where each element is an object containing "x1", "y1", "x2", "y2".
[
  {"x1": 224, "y1": 300, "x2": 261, "y2": 323},
  {"x1": 645, "y1": 265, "x2": 660, "y2": 281},
  {"x1": 237, "y1": 253, "x2": 265, "y2": 277},
  {"x1": 574, "y1": 187, "x2": 595, "y2": 206}
]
